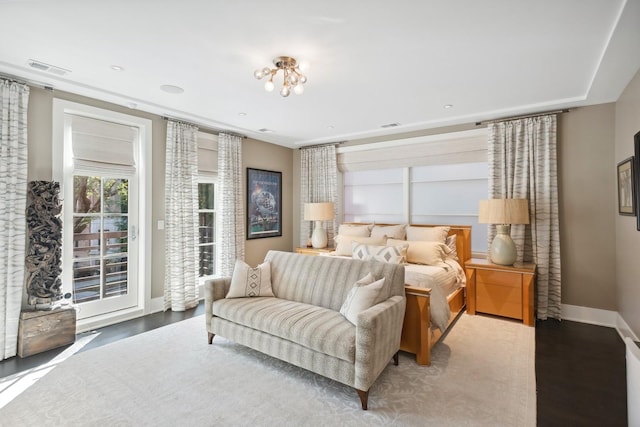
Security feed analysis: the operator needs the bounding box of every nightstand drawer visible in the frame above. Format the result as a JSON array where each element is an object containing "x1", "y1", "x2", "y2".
[
  {"x1": 476, "y1": 269, "x2": 520, "y2": 287},
  {"x1": 476, "y1": 280, "x2": 523, "y2": 319}
]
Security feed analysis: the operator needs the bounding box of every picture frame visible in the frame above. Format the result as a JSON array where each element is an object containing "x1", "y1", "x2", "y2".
[
  {"x1": 246, "y1": 168, "x2": 282, "y2": 239},
  {"x1": 635, "y1": 131, "x2": 640, "y2": 230},
  {"x1": 617, "y1": 156, "x2": 635, "y2": 216}
]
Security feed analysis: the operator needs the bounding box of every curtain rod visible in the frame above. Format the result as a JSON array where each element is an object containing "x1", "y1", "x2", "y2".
[
  {"x1": 162, "y1": 115, "x2": 247, "y2": 139},
  {"x1": 476, "y1": 109, "x2": 569, "y2": 125},
  {"x1": 299, "y1": 141, "x2": 345, "y2": 150}
]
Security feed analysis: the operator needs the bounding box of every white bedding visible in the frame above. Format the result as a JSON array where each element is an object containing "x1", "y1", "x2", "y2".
[
  {"x1": 320, "y1": 253, "x2": 465, "y2": 332},
  {"x1": 405, "y1": 259, "x2": 466, "y2": 331}
]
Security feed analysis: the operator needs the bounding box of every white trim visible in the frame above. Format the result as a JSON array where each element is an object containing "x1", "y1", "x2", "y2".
[
  {"x1": 561, "y1": 304, "x2": 618, "y2": 327},
  {"x1": 337, "y1": 128, "x2": 488, "y2": 153},
  {"x1": 617, "y1": 313, "x2": 640, "y2": 342}
]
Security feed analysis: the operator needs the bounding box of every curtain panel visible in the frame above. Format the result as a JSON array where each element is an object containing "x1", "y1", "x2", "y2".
[
  {"x1": 0, "y1": 79, "x2": 29, "y2": 360},
  {"x1": 216, "y1": 133, "x2": 244, "y2": 277},
  {"x1": 164, "y1": 121, "x2": 199, "y2": 311},
  {"x1": 488, "y1": 114, "x2": 561, "y2": 319},
  {"x1": 299, "y1": 146, "x2": 338, "y2": 247}
]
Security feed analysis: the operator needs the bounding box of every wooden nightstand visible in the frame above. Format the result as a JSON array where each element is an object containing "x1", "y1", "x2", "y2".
[
  {"x1": 295, "y1": 247, "x2": 334, "y2": 256},
  {"x1": 465, "y1": 258, "x2": 536, "y2": 326}
]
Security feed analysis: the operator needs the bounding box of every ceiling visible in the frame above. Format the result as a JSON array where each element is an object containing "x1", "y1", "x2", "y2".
[{"x1": 1, "y1": 0, "x2": 639, "y2": 148}]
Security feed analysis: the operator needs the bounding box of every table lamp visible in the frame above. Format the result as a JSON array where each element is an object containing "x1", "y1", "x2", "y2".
[
  {"x1": 478, "y1": 199, "x2": 530, "y2": 266},
  {"x1": 303, "y1": 202, "x2": 334, "y2": 248}
]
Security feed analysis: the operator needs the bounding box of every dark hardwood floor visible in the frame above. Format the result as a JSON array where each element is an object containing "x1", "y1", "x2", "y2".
[
  {"x1": 1, "y1": 306, "x2": 629, "y2": 426},
  {"x1": 536, "y1": 319, "x2": 627, "y2": 427}
]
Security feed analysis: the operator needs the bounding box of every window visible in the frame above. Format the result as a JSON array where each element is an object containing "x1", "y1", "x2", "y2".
[
  {"x1": 339, "y1": 128, "x2": 489, "y2": 255},
  {"x1": 198, "y1": 181, "x2": 216, "y2": 278},
  {"x1": 196, "y1": 131, "x2": 219, "y2": 279}
]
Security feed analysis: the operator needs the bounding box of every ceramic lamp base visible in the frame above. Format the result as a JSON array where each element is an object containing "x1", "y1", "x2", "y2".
[
  {"x1": 489, "y1": 224, "x2": 517, "y2": 265},
  {"x1": 311, "y1": 220, "x2": 327, "y2": 248}
]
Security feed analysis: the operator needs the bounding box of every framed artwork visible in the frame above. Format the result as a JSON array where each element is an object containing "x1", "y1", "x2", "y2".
[
  {"x1": 246, "y1": 168, "x2": 282, "y2": 239},
  {"x1": 617, "y1": 156, "x2": 635, "y2": 216},
  {"x1": 635, "y1": 131, "x2": 640, "y2": 230}
]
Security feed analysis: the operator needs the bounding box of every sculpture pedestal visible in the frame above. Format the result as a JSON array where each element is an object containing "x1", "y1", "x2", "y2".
[{"x1": 17, "y1": 307, "x2": 76, "y2": 358}]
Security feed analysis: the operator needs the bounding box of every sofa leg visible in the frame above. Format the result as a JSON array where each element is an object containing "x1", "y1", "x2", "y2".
[
  {"x1": 356, "y1": 389, "x2": 369, "y2": 410},
  {"x1": 393, "y1": 351, "x2": 399, "y2": 366},
  {"x1": 208, "y1": 332, "x2": 215, "y2": 344}
]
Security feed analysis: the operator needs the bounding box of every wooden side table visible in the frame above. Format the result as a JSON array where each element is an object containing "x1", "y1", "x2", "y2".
[
  {"x1": 295, "y1": 247, "x2": 334, "y2": 256},
  {"x1": 465, "y1": 258, "x2": 536, "y2": 326}
]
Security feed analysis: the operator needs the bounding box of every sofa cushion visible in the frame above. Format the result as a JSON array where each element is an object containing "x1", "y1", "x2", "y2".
[
  {"x1": 340, "y1": 277, "x2": 386, "y2": 325},
  {"x1": 212, "y1": 297, "x2": 356, "y2": 362},
  {"x1": 226, "y1": 260, "x2": 274, "y2": 298}
]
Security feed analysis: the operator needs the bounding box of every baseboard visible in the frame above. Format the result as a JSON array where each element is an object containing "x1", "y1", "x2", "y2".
[
  {"x1": 561, "y1": 304, "x2": 639, "y2": 342},
  {"x1": 561, "y1": 304, "x2": 618, "y2": 327},
  {"x1": 616, "y1": 314, "x2": 640, "y2": 342}
]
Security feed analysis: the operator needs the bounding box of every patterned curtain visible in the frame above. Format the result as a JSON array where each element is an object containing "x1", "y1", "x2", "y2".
[
  {"x1": 300, "y1": 145, "x2": 338, "y2": 247},
  {"x1": 164, "y1": 121, "x2": 199, "y2": 311},
  {"x1": 488, "y1": 115, "x2": 561, "y2": 319},
  {"x1": 0, "y1": 79, "x2": 29, "y2": 360},
  {"x1": 216, "y1": 133, "x2": 244, "y2": 277}
]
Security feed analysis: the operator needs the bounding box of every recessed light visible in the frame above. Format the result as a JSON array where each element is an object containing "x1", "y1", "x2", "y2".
[
  {"x1": 327, "y1": 125, "x2": 335, "y2": 130},
  {"x1": 160, "y1": 84, "x2": 184, "y2": 94},
  {"x1": 258, "y1": 128, "x2": 274, "y2": 133},
  {"x1": 443, "y1": 104, "x2": 453, "y2": 109},
  {"x1": 111, "y1": 65, "x2": 124, "y2": 71},
  {"x1": 238, "y1": 112, "x2": 247, "y2": 117},
  {"x1": 126, "y1": 102, "x2": 137, "y2": 109}
]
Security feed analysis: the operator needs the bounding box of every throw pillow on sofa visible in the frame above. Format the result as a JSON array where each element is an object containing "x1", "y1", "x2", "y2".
[
  {"x1": 340, "y1": 277, "x2": 386, "y2": 325},
  {"x1": 226, "y1": 260, "x2": 274, "y2": 298}
]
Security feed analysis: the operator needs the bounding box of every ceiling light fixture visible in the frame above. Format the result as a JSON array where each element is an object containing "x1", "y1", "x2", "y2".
[{"x1": 254, "y1": 56, "x2": 307, "y2": 97}]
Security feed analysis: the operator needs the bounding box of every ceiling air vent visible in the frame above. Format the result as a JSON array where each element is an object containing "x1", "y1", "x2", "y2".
[
  {"x1": 258, "y1": 128, "x2": 274, "y2": 133},
  {"x1": 28, "y1": 59, "x2": 71, "y2": 76},
  {"x1": 380, "y1": 122, "x2": 400, "y2": 128}
]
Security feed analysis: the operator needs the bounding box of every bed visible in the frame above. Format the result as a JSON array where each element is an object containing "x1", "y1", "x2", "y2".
[{"x1": 327, "y1": 223, "x2": 472, "y2": 366}]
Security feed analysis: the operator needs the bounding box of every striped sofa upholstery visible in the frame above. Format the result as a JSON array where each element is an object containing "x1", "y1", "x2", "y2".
[{"x1": 204, "y1": 250, "x2": 406, "y2": 410}]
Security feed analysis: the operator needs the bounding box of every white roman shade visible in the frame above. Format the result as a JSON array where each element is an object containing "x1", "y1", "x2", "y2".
[
  {"x1": 337, "y1": 128, "x2": 488, "y2": 172},
  {"x1": 69, "y1": 114, "x2": 137, "y2": 174},
  {"x1": 197, "y1": 131, "x2": 218, "y2": 176}
]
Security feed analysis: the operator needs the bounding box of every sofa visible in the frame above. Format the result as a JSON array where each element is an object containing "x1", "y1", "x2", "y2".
[{"x1": 204, "y1": 250, "x2": 406, "y2": 410}]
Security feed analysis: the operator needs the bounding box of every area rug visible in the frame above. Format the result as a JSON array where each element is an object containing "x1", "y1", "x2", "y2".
[{"x1": 1, "y1": 313, "x2": 535, "y2": 426}]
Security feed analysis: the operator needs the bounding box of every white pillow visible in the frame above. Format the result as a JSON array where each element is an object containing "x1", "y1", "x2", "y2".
[
  {"x1": 406, "y1": 226, "x2": 450, "y2": 243},
  {"x1": 226, "y1": 260, "x2": 274, "y2": 298},
  {"x1": 340, "y1": 277, "x2": 386, "y2": 325},
  {"x1": 387, "y1": 238, "x2": 450, "y2": 267},
  {"x1": 337, "y1": 223, "x2": 373, "y2": 237},
  {"x1": 352, "y1": 242, "x2": 408, "y2": 264},
  {"x1": 334, "y1": 235, "x2": 386, "y2": 256},
  {"x1": 370, "y1": 224, "x2": 407, "y2": 240}
]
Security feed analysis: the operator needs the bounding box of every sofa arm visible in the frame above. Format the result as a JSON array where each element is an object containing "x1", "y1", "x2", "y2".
[
  {"x1": 204, "y1": 278, "x2": 231, "y2": 331},
  {"x1": 354, "y1": 295, "x2": 406, "y2": 391}
]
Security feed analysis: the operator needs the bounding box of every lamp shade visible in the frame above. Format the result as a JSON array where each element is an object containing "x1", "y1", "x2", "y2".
[
  {"x1": 303, "y1": 202, "x2": 334, "y2": 221},
  {"x1": 478, "y1": 199, "x2": 529, "y2": 225}
]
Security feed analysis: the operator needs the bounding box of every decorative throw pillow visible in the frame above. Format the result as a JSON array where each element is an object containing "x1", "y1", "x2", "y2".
[
  {"x1": 387, "y1": 238, "x2": 450, "y2": 267},
  {"x1": 226, "y1": 260, "x2": 274, "y2": 298},
  {"x1": 340, "y1": 277, "x2": 386, "y2": 325},
  {"x1": 337, "y1": 223, "x2": 373, "y2": 237},
  {"x1": 352, "y1": 242, "x2": 408, "y2": 264},
  {"x1": 445, "y1": 234, "x2": 458, "y2": 260},
  {"x1": 334, "y1": 235, "x2": 387, "y2": 256},
  {"x1": 406, "y1": 226, "x2": 450, "y2": 243},
  {"x1": 370, "y1": 224, "x2": 407, "y2": 240}
]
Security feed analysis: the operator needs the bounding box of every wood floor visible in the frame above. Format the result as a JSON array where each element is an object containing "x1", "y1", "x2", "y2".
[
  {"x1": 1, "y1": 306, "x2": 629, "y2": 426},
  {"x1": 536, "y1": 319, "x2": 627, "y2": 427}
]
